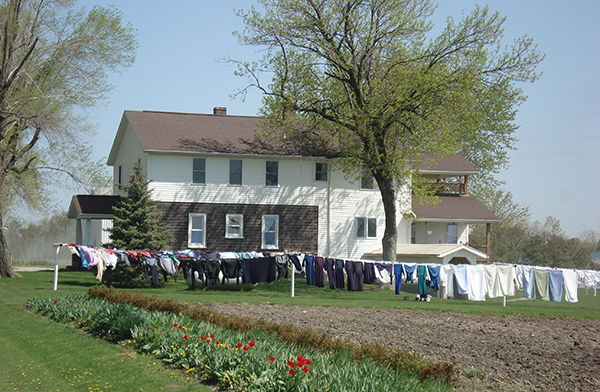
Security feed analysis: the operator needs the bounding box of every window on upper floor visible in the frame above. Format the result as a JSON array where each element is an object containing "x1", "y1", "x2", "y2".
[
  {"x1": 192, "y1": 158, "x2": 206, "y2": 184},
  {"x1": 315, "y1": 162, "x2": 328, "y2": 181},
  {"x1": 225, "y1": 214, "x2": 243, "y2": 239},
  {"x1": 356, "y1": 217, "x2": 377, "y2": 238},
  {"x1": 446, "y1": 223, "x2": 458, "y2": 244},
  {"x1": 360, "y1": 166, "x2": 374, "y2": 189},
  {"x1": 265, "y1": 161, "x2": 279, "y2": 186},
  {"x1": 188, "y1": 213, "x2": 206, "y2": 248},
  {"x1": 262, "y1": 215, "x2": 279, "y2": 249},
  {"x1": 118, "y1": 165, "x2": 122, "y2": 185},
  {"x1": 229, "y1": 159, "x2": 242, "y2": 185}
]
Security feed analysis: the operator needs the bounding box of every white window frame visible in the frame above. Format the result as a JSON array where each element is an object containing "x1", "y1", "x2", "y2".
[
  {"x1": 360, "y1": 166, "x2": 375, "y2": 190},
  {"x1": 315, "y1": 162, "x2": 328, "y2": 182},
  {"x1": 356, "y1": 217, "x2": 377, "y2": 238},
  {"x1": 229, "y1": 159, "x2": 243, "y2": 185},
  {"x1": 188, "y1": 213, "x2": 206, "y2": 248},
  {"x1": 262, "y1": 215, "x2": 279, "y2": 249},
  {"x1": 265, "y1": 161, "x2": 279, "y2": 186},
  {"x1": 446, "y1": 223, "x2": 458, "y2": 244},
  {"x1": 225, "y1": 214, "x2": 244, "y2": 239},
  {"x1": 192, "y1": 158, "x2": 206, "y2": 184}
]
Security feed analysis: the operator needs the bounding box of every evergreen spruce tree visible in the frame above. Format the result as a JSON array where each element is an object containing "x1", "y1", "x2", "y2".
[
  {"x1": 103, "y1": 160, "x2": 172, "y2": 287},
  {"x1": 106, "y1": 160, "x2": 172, "y2": 250}
]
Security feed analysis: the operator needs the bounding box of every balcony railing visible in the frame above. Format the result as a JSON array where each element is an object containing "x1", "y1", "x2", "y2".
[{"x1": 423, "y1": 182, "x2": 466, "y2": 195}]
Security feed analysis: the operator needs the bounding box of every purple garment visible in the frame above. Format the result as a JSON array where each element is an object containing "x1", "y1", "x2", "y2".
[
  {"x1": 241, "y1": 257, "x2": 276, "y2": 284},
  {"x1": 79, "y1": 246, "x2": 99, "y2": 267},
  {"x1": 354, "y1": 261, "x2": 364, "y2": 291},
  {"x1": 375, "y1": 263, "x2": 393, "y2": 276},
  {"x1": 334, "y1": 259, "x2": 345, "y2": 289},
  {"x1": 363, "y1": 262, "x2": 375, "y2": 284},
  {"x1": 314, "y1": 257, "x2": 325, "y2": 287},
  {"x1": 346, "y1": 261, "x2": 356, "y2": 291},
  {"x1": 324, "y1": 258, "x2": 336, "y2": 289}
]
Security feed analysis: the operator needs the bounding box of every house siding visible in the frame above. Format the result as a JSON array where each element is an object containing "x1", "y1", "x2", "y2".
[
  {"x1": 111, "y1": 121, "x2": 146, "y2": 194},
  {"x1": 157, "y1": 202, "x2": 318, "y2": 252},
  {"x1": 147, "y1": 153, "x2": 407, "y2": 259}
]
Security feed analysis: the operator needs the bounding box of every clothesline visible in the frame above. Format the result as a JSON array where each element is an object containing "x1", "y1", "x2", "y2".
[{"x1": 52, "y1": 244, "x2": 600, "y2": 305}]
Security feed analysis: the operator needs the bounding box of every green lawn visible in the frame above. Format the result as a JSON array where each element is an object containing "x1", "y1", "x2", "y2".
[
  {"x1": 1, "y1": 269, "x2": 598, "y2": 391},
  {"x1": 4, "y1": 269, "x2": 600, "y2": 319}
]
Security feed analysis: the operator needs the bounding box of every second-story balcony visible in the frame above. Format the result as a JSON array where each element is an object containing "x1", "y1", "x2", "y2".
[{"x1": 422, "y1": 181, "x2": 466, "y2": 195}]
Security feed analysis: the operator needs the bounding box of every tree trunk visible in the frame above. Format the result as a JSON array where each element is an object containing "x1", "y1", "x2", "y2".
[
  {"x1": 0, "y1": 212, "x2": 21, "y2": 278},
  {"x1": 376, "y1": 173, "x2": 398, "y2": 262}
]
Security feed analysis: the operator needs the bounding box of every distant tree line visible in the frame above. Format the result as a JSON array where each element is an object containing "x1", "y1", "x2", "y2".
[
  {"x1": 5, "y1": 211, "x2": 74, "y2": 262},
  {"x1": 470, "y1": 189, "x2": 599, "y2": 269}
]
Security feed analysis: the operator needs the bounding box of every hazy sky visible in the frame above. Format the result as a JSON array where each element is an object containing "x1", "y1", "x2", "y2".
[{"x1": 71, "y1": 0, "x2": 599, "y2": 238}]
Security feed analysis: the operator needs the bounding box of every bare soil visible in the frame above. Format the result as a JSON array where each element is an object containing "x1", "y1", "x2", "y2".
[{"x1": 210, "y1": 302, "x2": 600, "y2": 392}]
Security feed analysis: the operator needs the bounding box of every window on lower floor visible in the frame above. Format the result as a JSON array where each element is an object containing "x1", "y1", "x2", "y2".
[
  {"x1": 188, "y1": 213, "x2": 206, "y2": 248},
  {"x1": 446, "y1": 223, "x2": 458, "y2": 244},
  {"x1": 356, "y1": 217, "x2": 377, "y2": 238},
  {"x1": 262, "y1": 215, "x2": 279, "y2": 249},
  {"x1": 411, "y1": 223, "x2": 416, "y2": 244},
  {"x1": 225, "y1": 214, "x2": 243, "y2": 239}
]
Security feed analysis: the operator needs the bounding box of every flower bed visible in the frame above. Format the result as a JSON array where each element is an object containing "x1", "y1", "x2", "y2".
[{"x1": 27, "y1": 294, "x2": 452, "y2": 391}]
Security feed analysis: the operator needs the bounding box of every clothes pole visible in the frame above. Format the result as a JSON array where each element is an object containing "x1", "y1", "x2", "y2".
[
  {"x1": 53, "y1": 243, "x2": 61, "y2": 291},
  {"x1": 291, "y1": 262, "x2": 295, "y2": 298}
]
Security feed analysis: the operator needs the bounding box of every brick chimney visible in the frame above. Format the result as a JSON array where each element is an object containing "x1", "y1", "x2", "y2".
[{"x1": 213, "y1": 107, "x2": 227, "y2": 115}]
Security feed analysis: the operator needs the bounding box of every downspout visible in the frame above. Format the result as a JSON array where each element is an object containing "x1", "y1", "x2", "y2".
[{"x1": 326, "y1": 169, "x2": 331, "y2": 256}]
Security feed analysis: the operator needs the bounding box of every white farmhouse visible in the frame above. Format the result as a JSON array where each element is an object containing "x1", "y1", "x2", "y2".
[{"x1": 69, "y1": 108, "x2": 499, "y2": 264}]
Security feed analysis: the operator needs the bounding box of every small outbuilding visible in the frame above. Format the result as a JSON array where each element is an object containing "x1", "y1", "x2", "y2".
[{"x1": 67, "y1": 195, "x2": 119, "y2": 247}]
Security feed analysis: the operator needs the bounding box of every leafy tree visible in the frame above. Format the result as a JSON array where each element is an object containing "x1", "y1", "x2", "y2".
[
  {"x1": 105, "y1": 160, "x2": 172, "y2": 251},
  {"x1": 523, "y1": 217, "x2": 594, "y2": 269},
  {"x1": 469, "y1": 188, "x2": 531, "y2": 262},
  {"x1": 231, "y1": 0, "x2": 543, "y2": 261},
  {"x1": 0, "y1": 0, "x2": 137, "y2": 278}
]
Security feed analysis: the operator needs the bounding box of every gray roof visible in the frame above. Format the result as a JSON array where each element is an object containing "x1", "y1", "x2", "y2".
[
  {"x1": 108, "y1": 110, "x2": 337, "y2": 164},
  {"x1": 412, "y1": 195, "x2": 500, "y2": 223},
  {"x1": 67, "y1": 195, "x2": 119, "y2": 219}
]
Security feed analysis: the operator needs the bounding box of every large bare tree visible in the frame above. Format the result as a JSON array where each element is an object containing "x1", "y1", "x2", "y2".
[{"x1": 0, "y1": 0, "x2": 137, "y2": 278}]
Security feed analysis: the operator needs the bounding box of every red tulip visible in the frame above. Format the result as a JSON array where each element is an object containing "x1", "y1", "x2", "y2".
[
  {"x1": 269, "y1": 356, "x2": 275, "y2": 362},
  {"x1": 289, "y1": 369, "x2": 295, "y2": 376},
  {"x1": 302, "y1": 366, "x2": 309, "y2": 373},
  {"x1": 236, "y1": 343, "x2": 242, "y2": 349},
  {"x1": 184, "y1": 335, "x2": 189, "y2": 340}
]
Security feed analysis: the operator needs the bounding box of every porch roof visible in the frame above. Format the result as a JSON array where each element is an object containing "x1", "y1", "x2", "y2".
[
  {"x1": 364, "y1": 244, "x2": 488, "y2": 259},
  {"x1": 412, "y1": 194, "x2": 500, "y2": 223}
]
